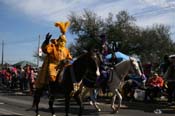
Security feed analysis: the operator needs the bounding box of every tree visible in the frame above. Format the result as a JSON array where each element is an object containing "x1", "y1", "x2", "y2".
[
  {"x1": 68, "y1": 9, "x2": 104, "y2": 56},
  {"x1": 68, "y1": 9, "x2": 175, "y2": 63},
  {"x1": 139, "y1": 24, "x2": 175, "y2": 62}
]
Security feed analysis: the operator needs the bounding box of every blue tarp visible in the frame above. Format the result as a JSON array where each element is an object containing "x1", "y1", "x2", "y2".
[
  {"x1": 105, "y1": 51, "x2": 130, "y2": 61},
  {"x1": 13, "y1": 60, "x2": 37, "y2": 68}
]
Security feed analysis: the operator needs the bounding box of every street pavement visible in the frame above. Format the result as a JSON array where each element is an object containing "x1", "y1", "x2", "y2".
[{"x1": 0, "y1": 88, "x2": 175, "y2": 116}]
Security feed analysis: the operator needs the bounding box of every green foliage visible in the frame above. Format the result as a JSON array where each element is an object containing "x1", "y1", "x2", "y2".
[
  {"x1": 68, "y1": 9, "x2": 103, "y2": 56},
  {"x1": 33, "y1": 9, "x2": 175, "y2": 64},
  {"x1": 68, "y1": 9, "x2": 175, "y2": 63}
]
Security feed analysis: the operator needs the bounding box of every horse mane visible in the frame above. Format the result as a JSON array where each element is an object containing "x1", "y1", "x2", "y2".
[
  {"x1": 70, "y1": 51, "x2": 98, "y2": 83},
  {"x1": 107, "y1": 59, "x2": 135, "y2": 91},
  {"x1": 112, "y1": 57, "x2": 141, "y2": 81},
  {"x1": 75, "y1": 52, "x2": 87, "y2": 60},
  {"x1": 114, "y1": 57, "x2": 138, "y2": 71},
  {"x1": 114, "y1": 60, "x2": 131, "y2": 74}
]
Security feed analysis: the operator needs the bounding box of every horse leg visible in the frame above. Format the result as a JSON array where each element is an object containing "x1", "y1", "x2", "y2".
[
  {"x1": 48, "y1": 82, "x2": 56, "y2": 116},
  {"x1": 111, "y1": 89, "x2": 122, "y2": 113},
  {"x1": 89, "y1": 88, "x2": 101, "y2": 112},
  {"x1": 115, "y1": 89, "x2": 122, "y2": 112},
  {"x1": 65, "y1": 93, "x2": 70, "y2": 116},
  {"x1": 49, "y1": 95, "x2": 56, "y2": 116},
  {"x1": 73, "y1": 90, "x2": 84, "y2": 116},
  {"x1": 33, "y1": 88, "x2": 43, "y2": 116},
  {"x1": 81, "y1": 86, "x2": 89, "y2": 100},
  {"x1": 111, "y1": 91, "x2": 117, "y2": 113}
]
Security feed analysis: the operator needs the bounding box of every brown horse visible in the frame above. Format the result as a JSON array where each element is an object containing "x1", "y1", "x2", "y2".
[{"x1": 32, "y1": 50, "x2": 102, "y2": 116}]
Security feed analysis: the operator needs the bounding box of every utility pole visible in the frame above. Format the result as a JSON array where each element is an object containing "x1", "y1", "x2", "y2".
[
  {"x1": 1, "y1": 40, "x2": 4, "y2": 69},
  {"x1": 37, "y1": 35, "x2": 41, "y2": 68}
]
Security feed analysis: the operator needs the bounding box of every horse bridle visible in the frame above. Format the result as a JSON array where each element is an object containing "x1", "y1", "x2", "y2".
[{"x1": 82, "y1": 52, "x2": 101, "y2": 84}]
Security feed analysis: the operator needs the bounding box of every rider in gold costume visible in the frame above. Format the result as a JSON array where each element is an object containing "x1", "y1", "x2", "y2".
[{"x1": 35, "y1": 21, "x2": 72, "y2": 89}]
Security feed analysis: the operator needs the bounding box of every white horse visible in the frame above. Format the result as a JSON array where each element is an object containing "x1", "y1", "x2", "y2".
[{"x1": 82, "y1": 57, "x2": 143, "y2": 113}]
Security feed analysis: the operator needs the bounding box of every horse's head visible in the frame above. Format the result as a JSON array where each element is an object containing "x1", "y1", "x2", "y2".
[
  {"x1": 80, "y1": 50, "x2": 103, "y2": 87},
  {"x1": 86, "y1": 50, "x2": 102, "y2": 77},
  {"x1": 129, "y1": 57, "x2": 142, "y2": 77},
  {"x1": 72, "y1": 50, "x2": 102, "y2": 87}
]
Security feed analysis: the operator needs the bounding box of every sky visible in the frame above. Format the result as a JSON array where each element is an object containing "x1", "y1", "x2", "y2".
[{"x1": 0, "y1": 0, "x2": 174, "y2": 65}]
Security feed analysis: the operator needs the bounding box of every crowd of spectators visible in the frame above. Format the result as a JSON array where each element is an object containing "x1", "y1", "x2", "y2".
[
  {"x1": 0, "y1": 54, "x2": 175, "y2": 105},
  {"x1": 122, "y1": 54, "x2": 175, "y2": 104},
  {"x1": 0, "y1": 64, "x2": 38, "y2": 95}
]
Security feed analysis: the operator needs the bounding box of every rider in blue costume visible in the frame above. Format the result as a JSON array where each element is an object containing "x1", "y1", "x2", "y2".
[{"x1": 97, "y1": 35, "x2": 120, "y2": 93}]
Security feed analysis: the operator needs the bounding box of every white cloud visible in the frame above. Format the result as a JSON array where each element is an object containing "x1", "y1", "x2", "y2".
[
  {"x1": 1, "y1": 0, "x2": 175, "y2": 64},
  {"x1": 1, "y1": 0, "x2": 174, "y2": 39},
  {"x1": 136, "y1": 10, "x2": 174, "y2": 26},
  {"x1": 2, "y1": 0, "x2": 173, "y2": 21},
  {"x1": 0, "y1": 0, "x2": 143, "y2": 21},
  {"x1": 140, "y1": 0, "x2": 175, "y2": 8},
  {"x1": 2, "y1": 0, "x2": 102, "y2": 22},
  {"x1": 2, "y1": 0, "x2": 72, "y2": 21}
]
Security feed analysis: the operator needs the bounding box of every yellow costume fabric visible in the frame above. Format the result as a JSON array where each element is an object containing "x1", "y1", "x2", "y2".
[
  {"x1": 35, "y1": 21, "x2": 72, "y2": 89},
  {"x1": 35, "y1": 40, "x2": 72, "y2": 89}
]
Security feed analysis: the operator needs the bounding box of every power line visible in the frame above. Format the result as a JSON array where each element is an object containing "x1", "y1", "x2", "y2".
[
  {"x1": 0, "y1": 39, "x2": 39, "y2": 45},
  {"x1": 131, "y1": 5, "x2": 175, "y2": 17}
]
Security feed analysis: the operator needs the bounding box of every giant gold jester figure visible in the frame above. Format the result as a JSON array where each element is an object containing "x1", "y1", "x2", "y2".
[{"x1": 35, "y1": 21, "x2": 72, "y2": 89}]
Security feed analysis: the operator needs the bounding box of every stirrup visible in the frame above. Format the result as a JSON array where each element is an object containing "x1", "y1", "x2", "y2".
[
  {"x1": 73, "y1": 83, "x2": 80, "y2": 91},
  {"x1": 70, "y1": 83, "x2": 79, "y2": 96}
]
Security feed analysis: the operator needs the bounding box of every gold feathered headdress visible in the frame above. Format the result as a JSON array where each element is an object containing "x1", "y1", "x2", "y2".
[{"x1": 55, "y1": 22, "x2": 70, "y2": 42}]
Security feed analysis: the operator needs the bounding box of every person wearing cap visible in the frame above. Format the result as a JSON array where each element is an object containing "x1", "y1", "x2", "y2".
[
  {"x1": 164, "y1": 58, "x2": 175, "y2": 105},
  {"x1": 35, "y1": 21, "x2": 72, "y2": 89},
  {"x1": 144, "y1": 72, "x2": 164, "y2": 102},
  {"x1": 159, "y1": 55, "x2": 171, "y2": 75}
]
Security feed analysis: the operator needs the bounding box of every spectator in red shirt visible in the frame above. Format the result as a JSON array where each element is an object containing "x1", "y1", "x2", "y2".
[{"x1": 144, "y1": 72, "x2": 164, "y2": 102}]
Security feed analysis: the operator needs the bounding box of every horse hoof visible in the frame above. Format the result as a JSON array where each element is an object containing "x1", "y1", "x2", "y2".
[
  {"x1": 111, "y1": 107, "x2": 117, "y2": 114},
  {"x1": 36, "y1": 114, "x2": 40, "y2": 116},
  {"x1": 111, "y1": 106, "x2": 115, "y2": 111},
  {"x1": 97, "y1": 108, "x2": 101, "y2": 112},
  {"x1": 111, "y1": 109, "x2": 118, "y2": 114},
  {"x1": 116, "y1": 110, "x2": 119, "y2": 113},
  {"x1": 52, "y1": 114, "x2": 56, "y2": 116}
]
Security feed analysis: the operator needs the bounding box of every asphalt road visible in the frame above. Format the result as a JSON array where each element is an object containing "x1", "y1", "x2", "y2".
[{"x1": 0, "y1": 89, "x2": 175, "y2": 116}]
